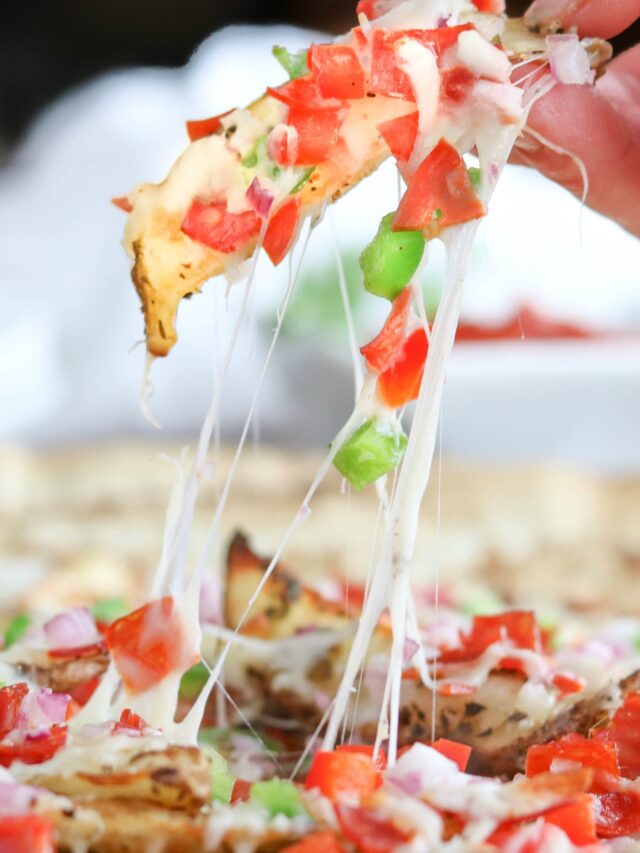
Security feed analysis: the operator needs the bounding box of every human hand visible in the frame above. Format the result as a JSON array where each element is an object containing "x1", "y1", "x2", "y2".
[{"x1": 512, "y1": 0, "x2": 640, "y2": 236}]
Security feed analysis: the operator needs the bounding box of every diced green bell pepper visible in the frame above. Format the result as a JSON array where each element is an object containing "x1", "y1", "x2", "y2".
[
  {"x1": 179, "y1": 662, "x2": 209, "y2": 700},
  {"x1": 242, "y1": 136, "x2": 280, "y2": 180},
  {"x1": 3, "y1": 614, "x2": 30, "y2": 649},
  {"x1": 467, "y1": 166, "x2": 481, "y2": 187},
  {"x1": 333, "y1": 419, "x2": 407, "y2": 490},
  {"x1": 359, "y1": 213, "x2": 425, "y2": 301},
  {"x1": 250, "y1": 778, "x2": 306, "y2": 818},
  {"x1": 92, "y1": 597, "x2": 128, "y2": 625},
  {"x1": 200, "y1": 745, "x2": 235, "y2": 804},
  {"x1": 272, "y1": 46, "x2": 309, "y2": 81}
]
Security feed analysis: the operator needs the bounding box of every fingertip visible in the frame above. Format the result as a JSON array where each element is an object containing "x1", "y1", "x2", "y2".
[{"x1": 525, "y1": 0, "x2": 640, "y2": 39}]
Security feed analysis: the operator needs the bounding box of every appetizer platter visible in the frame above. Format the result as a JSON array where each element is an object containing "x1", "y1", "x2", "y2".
[{"x1": 2, "y1": 0, "x2": 639, "y2": 850}]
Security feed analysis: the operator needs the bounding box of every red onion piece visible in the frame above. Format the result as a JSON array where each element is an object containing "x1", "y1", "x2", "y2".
[
  {"x1": 403, "y1": 637, "x2": 420, "y2": 664},
  {"x1": 385, "y1": 743, "x2": 458, "y2": 795},
  {"x1": 199, "y1": 573, "x2": 221, "y2": 625},
  {"x1": 546, "y1": 34, "x2": 595, "y2": 86},
  {"x1": 246, "y1": 178, "x2": 274, "y2": 219},
  {"x1": 79, "y1": 722, "x2": 115, "y2": 739},
  {"x1": 0, "y1": 781, "x2": 40, "y2": 815},
  {"x1": 18, "y1": 688, "x2": 69, "y2": 730},
  {"x1": 43, "y1": 607, "x2": 101, "y2": 650}
]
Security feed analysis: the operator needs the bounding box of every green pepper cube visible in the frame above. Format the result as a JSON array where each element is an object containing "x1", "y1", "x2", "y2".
[
  {"x1": 92, "y1": 597, "x2": 128, "y2": 625},
  {"x1": 272, "y1": 46, "x2": 309, "y2": 81},
  {"x1": 241, "y1": 149, "x2": 259, "y2": 169},
  {"x1": 333, "y1": 420, "x2": 407, "y2": 490},
  {"x1": 250, "y1": 778, "x2": 306, "y2": 818},
  {"x1": 3, "y1": 614, "x2": 30, "y2": 649},
  {"x1": 202, "y1": 745, "x2": 235, "y2": 804},
  {"x1": 359, "y1": 213, "x2": 425, "y2": 301},
  {"x1": 467, "y1": 166, "x2": 481, "y2": 187},
  {"x1": 179, "y1": 661, "x2": 209, "y2": 700}
]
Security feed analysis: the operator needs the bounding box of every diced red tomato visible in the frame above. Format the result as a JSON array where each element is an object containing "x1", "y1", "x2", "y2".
[
  {"x1": 0, "y1": 814, "x2": 55, "y2": 853},
  {"x1": 552, "y1": 671, "x2": 586, "y2": 696},
  {"x1": 497, "y1": 656, "x2": 528, "y2": 675},
  {"x1": 612, "y1": 692, "x2": 640, "y2": 779},
  {"x1": 185, "y1": 109, "x2": 234, "y2": 142},
  {"x1": 67, "y1": 677, "x2": 100, "y2": 708},
  {"x1": 105, "y1": 596, "x2": 198, "y2": 694},
  {"x1": 378, "y1": 328, "x2": 428, "y2": 407},
  {"x1": 268, "y1": 76, "x2": 342, "y2": 111},
  {"x1": 439, "y1": 611, "x2": 541, "y2": 665},
  {"x1": 263, "y1": 195, "x2": 301, "y2": 266},
  {"x1": 230, "y1": 779, "x2": 252, "y2": 803},
  {"x1": 377, "y1": 111, "x2": 418, "y2": 163},
  {"x1": 441, "y1": 67, "x2": 476, "y2": 103},
  {"x1": 439, "y1": 682, "x2": 477, "y2": 697},
  {"x1": 0, "y1": 683, "x2": 28, "y2": 740},
  {"x1": 369, "y1": 26, "x2": 474, "y2": 100},
  {"x1": 432, "y1": 739, "x2": 471, "y2": 771},
  {"x1": 471, "y1": 0, "x2": 506, "y2": 12},
  {"x1": 305, "y1": 750, "x2": 381, "y2": 802},
  {"x1": 285, "y1": 105, "x2": 345, "y2": 166},
  {"x1": 308, "y1": 44, "x2": 366, "y2": 100},
  {"x1": 351, "y1": 26, "x2": 369, "y2": 51},
  {"x1": 338, "y1": 579, "x2": 367, "y2": 614},
  {"x1": 115, "y1": 708, "x2": 148, "y2": 733},
  {"x1": 48, "y1": 640, "x2": 107, "y2": 660},
  {"x1": 281, "y1": 831, "x2": 345, "y2": 853},
  {"x1": 543, "y1": 795, "x2": 597, "y2": 846},
  {"x1": 65, "y1": 699, "x2": 81, "y2": 720},
  {"x1": 336, "y1": 804, "x2": 411, "y2": 853},
  {"x1": 111, "y1": 195, "x2": 133, "y2": 213},
  {"x1": 181, "y1": 200, "x2": 262, "y2": 255},
  {"x1": 525, "y1": 734, "x2": 619, "y2": 788},
  {"x1": 0, "y1": 725, "x2": 67, "y2": 768},
  {"x1": 393, "y1": 139, "x2": 485, "y2": 238},
  {"x1": 356, "y1": 0, "x2": 392, "y2": 20},
  {"x1": 455, "y1": 306, "x2": 595, "y2": 343},
  {"x1": 336, "y1": 743, "x2": 387, "y2": 771},
  {"x1": 360, "y1": 288, "x2": 413, "y2": 373},
  {"x1": 595, "y1": 791, "x2": 640, "y2": 838}
]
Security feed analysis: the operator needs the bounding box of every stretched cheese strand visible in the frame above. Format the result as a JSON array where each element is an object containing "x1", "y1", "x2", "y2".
[{"x1": 323, "y1": 56, "x2": 564, "y2": 759}]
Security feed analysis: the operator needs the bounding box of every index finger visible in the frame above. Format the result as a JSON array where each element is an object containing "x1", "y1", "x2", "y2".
[{"x1": 524, "y1": 0, "x2": 640, "y2": 39}]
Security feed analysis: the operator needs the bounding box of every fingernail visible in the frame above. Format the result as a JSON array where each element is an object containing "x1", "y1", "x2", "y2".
[
  {"x1": 514, "y1": 132, "x2": 541, "y2": 153},
  {"x1": 524, "y1": 0, "x2": 578, "y2": 27}
]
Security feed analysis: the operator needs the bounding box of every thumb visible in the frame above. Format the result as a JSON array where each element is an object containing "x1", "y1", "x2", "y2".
[{"x1": 524, "y1": 0, "x2": 640, "y2": 39}]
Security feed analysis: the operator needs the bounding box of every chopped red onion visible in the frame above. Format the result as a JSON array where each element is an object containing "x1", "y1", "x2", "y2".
[
  {"x1": 199, "y1": 573, "x2": 221, "y2": 625},
  {"x1": 403, "y1": 637, "x2": 420, "y2": 663},
  {"x1": 546, "y1": 34, "x2": 595, "y2": 86},
  {"x1": 78, "y1": 722, "x2": 115, "y2": 740},
  {"x1": 18, "y1": 688, "x2": 69, "y2": 730},
  {"x1": 385, "y1": 743, "x2": 458, "y2": 795},
  {"x1": 43, "y1": 607, "x2": 100, "y2": 650},
  {"x1": 246, "y1": 178, "x2": 274, "y2": 219},
  {"x1": 0, "y1": 782, "x2": 40, "y2": 815}
]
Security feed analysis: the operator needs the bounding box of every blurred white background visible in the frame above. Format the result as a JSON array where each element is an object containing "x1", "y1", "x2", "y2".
[{"x1": 1, "y1": 25, "x2": 639, "y2": 469}]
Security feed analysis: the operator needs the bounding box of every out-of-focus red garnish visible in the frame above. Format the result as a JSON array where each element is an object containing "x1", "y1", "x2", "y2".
[
  {"x1": 0, "y1": 725, "x2": 67, "y2": 768},
  {"x1": 105, "y1": 596, "x2": 198, "y2": 694},
  {"x1": 0, "y1": 683, "x2": 29, "y2": 740},
  {"x1": 305, "y1": 750, "x2": 382, "y2": 802}
]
